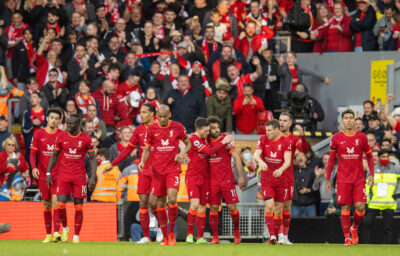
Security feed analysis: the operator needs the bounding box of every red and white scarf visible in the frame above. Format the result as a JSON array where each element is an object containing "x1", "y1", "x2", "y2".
[
  {"x1": 153, "y1": 25, "x2": 164, "y2": 40},
  {"x1": 7, "y1": 23, "x2": 28, "y2": 44},
  {"x1": 169, "y1": 72, "x2": 178, "y2": 90},
  {"x1": 75, "y1": 57, "x2": 87, "y2": 79},
  {"x1": 201, "y1": 39, "x2": 218, "y2": 63},
  {"x1": 72, "y1": 0, "x2": 86, "y2": 9},
  {"x1": 75, "y1": 92, "x2": 96, "y2": 114},
  {"x1": 105, "y1": 2, "x2": 120, "y2": 24},
  {"x1": 188, "y1": 62, "x2": 210, "y2": 98},
  {"x1": 126, "y1": 0, "x2": 142, "y2": 11},
  {"x1": 23, "y1": 39, "x2": 36, "y2": 71}
]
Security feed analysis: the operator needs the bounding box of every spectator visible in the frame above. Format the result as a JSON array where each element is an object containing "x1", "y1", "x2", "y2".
[
  {"x1": 64, "y1": 0, "x2": 96, "y2": 22},
  {"x1": 312, "y1": 153, "x2": 333, "y2": 216},
  {"x1": 126, "y1": 7, "x2": 143, "y2": 40},
  {"x1": 310, "y1": 3, "x2": 332, "y2": 53},
  {"x1": 82, "y1": 118, "x2": 96, "y2": 136},
  {"x1": 121, "y1": 51, "x2": 150, "y2": 88},
  {"x1": 0, "y1": 136, "x2": 29, "y2": 185},
  {"x1": 381, "y1": 138, "x2": 392, "y2": 151},
  {"x1": 205, "y1": 8, "x2": 227, "y2": 44},
  {"x1": 0, "y1": 165, "x2": 28, "y2": 201},
  {"x1": 199, "y1": 25, "x2": 222, "y2": 63},
  {"x1": 367, "y1": 133, "x2": 381, "y2": 151},
  {"x1": 240, "y1": 147, "x2": 258, "y2": 181},
  {"x1": 110, "y1": 126, "x2": 135, "y2": 171},
  {"x1": 19, "y1": 77, "x2": 49, "y2": 121},
  {"x1": 325, "y1": 178, "x2": 341, "y2": 217},
  {"x1": 203, "y1": 0, "x2": 239, "y2": 38},
  {"x1": 144, "y1": 87, "x2": 161, "y2": 110},
  {"x1": 350, "y1": 0, "x2": 377, "y2": 52},
  {"x1": 140, "y1": 20, "x2": 160, "y2": 54},
  {"x1": 188, "y1": 61, "x2": 212, "y2": 100},
  {"x1": 11, "y1": 28, "x2": 35, "y2": 88},
  {"x1": 166, "y1": 74, "x2": 205, "y2": 133},
  {"x1": 0, "y1": 116, "x2": 12, "y2": 152},
  {"x1": 292, "y1": 152, "x2": 317, "y2": 217},
  {"x1": 373, "y1": 5, "x2": 394, "y2": 51},
  {"x1": 102, "y1": 36, "x2": 126, "y2": 63},
  {"x1": 117, "y1": 71, "x2": 142, "y2": 103},
  {"x1": 64, "y1": 99, "x2": 80, "y2": 120},
  {"x1": 362, "y1": 100, "x2": 377, "y2": 131},
  {"x1": 367, "y1": 112, "x2": 384, "y2": 145},
  {"x1": 205, "y1": 78, "x2": 233, "y2": 133},
  {"x1": 130, "y1": 210, "x2": 162, "y2": 243},
  {"x1": 92, "y1": 62, "x2": 122, "y2": 93},
  {"x1": 191, "y1": 0, "x2": 212, "y2": 25},
  {"x1": 92, "y1": 80, "x2": 129, "y2": 131},
  {"x1": 355, "y1": 117, "x2": 365, "y2": 132},
  {"x1": 364, "y1": 149, "x2": 400, "y2": 244},
  {"x1": 40, "y1": 69, "x2": 68, "y2": 108},
  {"x1": 0, "y1": 27, "x2": 7, "y2": 67},
  {"x1": 75, "y1": 80, "x2": 96, "y2": 115},
  {"x1": 233, "y1": 83, "x2": 265, "y2": 134},
  {"x1": 104, "y1": 18, "x2": 135, "y2": 47},
  {"x1": 86, "y1": 104, "x2": 107, "y2": 142}
]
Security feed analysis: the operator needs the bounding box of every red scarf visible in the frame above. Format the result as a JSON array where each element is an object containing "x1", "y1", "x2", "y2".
[
  {"x1": 7, "y1": 23, "x2": 28, "y2": 42},
  {"x1": 72, "y1": 0, "x2": 86, "y2": 9},
  {"x1": 105, "y1": 2, "x2": 120, "y2": 24},
  {"x1": 188, "y1": 62, "x2": 210, "y2": 98},
  {"x1": 23, "y1": 40, "x2": 36, "y2": 70},
  {"x1": 144, "y1": 99, "x2": 160, "y2": 109},
  {"x1": 201, "y1": 39, "x2": 218, "y2": 63},
  {"x1": 169, "y1": 72, "x2": 178, "y2": 90},
  {"x1": 75, "y1": 92, "x2": 96, "y2": 114},
  {"x1": 153, "y1": 25, "x2": 164, "y2": 40},
  {"x1": 301, "y1": 5, "x2": 314, "y2": 26},
  {"x1": 75, "y1": 57, "x2": 87, "y2": 79},
  {"x1": 126, "y1": 0, "x2": 142, "y2": 11},
  {"x1": 46, "y1": 23, "x2": 60, "y2": 36}
]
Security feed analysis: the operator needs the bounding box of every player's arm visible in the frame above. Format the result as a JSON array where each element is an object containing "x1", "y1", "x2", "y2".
[
  {"x1": 175, "y1": 137, "x2": 192, "y2": 163},
  {"x1": 46, "y1": 149, "x2": 60, "y2": 188},
  {"x1": 88, "y1": 150, "x2": 98, "y2": 191},
  {"x1": 273, "y1": 150, "x2": 292, "y2": 178},
  {"x1": 139, "y1": 144, "x2": 151, "y2": 172},
  {"x1": 295, "y1": 125, "x2": 309, "y2": 153},
  {"x1": 198, "y1": 135, "x2": 233, "y2": 156},
  {"x1": 29, "y1": 145, "x2": 39, "y2": 179},
  {"x1": 253, "y1": 149, "x2": 268, "y2": 170},
  {"x1": 104, "y1": 143, "x2": 136, "y2": 174},
  {"x1": 363, "y1": 135, "x2": 375, "y2": 187},
  {"x1": 231, "y1": 149, "x2": 245, "y2": 189},
  {"x1": 325, "y1": 138, "x2": 337, "y2": 194}
]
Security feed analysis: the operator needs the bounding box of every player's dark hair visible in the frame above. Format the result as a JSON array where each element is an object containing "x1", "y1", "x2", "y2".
[
  {"x1": 280, "y1": 112, "x2": 293, "y2": 121},
  {"x1": 266, "y1": 119, "x2": 280, "y2": 129},
  {"x1": 207, "y1": 116, "x2": 220, "y2": 125},
  {"x1": 46, "y1": 107, "x2": 62, "y2": 118},
  {"x1": 378, "y1": 149, "x2": 390, "y2": 157},
  {"x1": 363, "y1": 100, "x2": 374, "y2": 107},
  {"x1": 195, "y1": 118, "x2": 210, "y2": 130},
  {"x1": 141, "y1": 103, "x2": 156, "y2": 115},
  {"x1": 97, "y1": 148, "x2": 110, "y2": 160},
  {"x1": 341, "y1": 109, "x2": 355, "y2": 118}
]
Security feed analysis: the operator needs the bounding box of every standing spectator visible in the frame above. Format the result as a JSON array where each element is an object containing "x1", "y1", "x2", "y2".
[
  {"x1": 191, "y1": 0, "x2": 212, "y2": 25},
  {"x1": 86, "y1": 104, "x2": 107, "y2": 142},
  {"x1": 364, "y1": 149, "x2": 400, "y2": 244},
  {"x1": 121, "y1": 52, "x2": 150, "y2": 88},
  {"x1": 366, "y1": 113, "x2": 384, "y2": 145},
  {"x1": 0, "y1": 136, "x2": 29, "y2": 186},
  {"x1": 310, "y1": 3, "x2": 332, "y2": 53},
  {"x1": 373, "y1": 5, "x2": 394, "y2": 51},
  {"x1": 19, "y1": 77, "x2": 49, "y2": 121},
  {"x1": 203, "y1": 0, "x2": 239, "y2": 38},
  {"x1": 144, "y1": 87, "x2": 161, "y2": 110},
  {"x1": 75, "y1": 80, "x2": 96, "y2": 116},
  {"x1": 22, "y1": 92, "x2": 46, "y2": 160},
  {"x1": 126, "y1": 6, "x2": 143, "y2": 40},
  {"x1": 188, "y1": 61, "x2": 212, "y2": 100},
  {"x1": 312, "y1": 153, "x2": 333, "y2": 216},
  {"x1": 102, "y1": 37, "x2": 126, "y2": 63},
  {"x1": 116, "y1": 71, "x2": 142, "y2": 103},
  {"x1": 350, "y1": 0, "x2": 377, "y2": 52},
  {"x1": 362, "y1": 100, "x2": 377, "y2": 131},
  {"x1": 206, "y1": 9, "x2": 227, "y2": 44},
  {"x1": 40, "y1": 69, "x2": 68, "y2": 108},
  {"x1": 166, "y1": 74, "x2": 205, "y2": 133},
  {"x1": 233, "y1": 83, "x2": 265, "y2": 134},
  {"x1": 292, "y1": 152, "x2": 317, "y2": 217},
  {"x1": 0, "y1": 116, "x2": 12, "y2": 152},
  {"x1": 64, "y1": 0, "x2": 96, "y2": 22},
  {"x1": 205, "y1": 78, "x2": 233, "y2": 133},
  {"x1": 11, "y1": 28, "x2": 35, "y2": 89},
  {"x1": 139, "y1": 21, "x2": 160, "y2": 54},
  {"x1": 367, "y1": 133, "x2": 381, "y2": 151},
  {"x1": 199, "y1": 25, "x2": 222, "y2": 63},
  {"x1": 110, "y1": 126, "x2": 135, "y2": 171}
]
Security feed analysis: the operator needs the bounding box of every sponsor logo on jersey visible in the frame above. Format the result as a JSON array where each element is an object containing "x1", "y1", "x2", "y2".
[
  {"x1": 346, "y1": 147, "x2": 354, "y2": 154},
  {"x1": 47, "y1": 144, "x2": 54, "y2": 151},
  {"x1": 69, "y1": 148, "x2": 77, "y2": 154},
  {"x1": 161, "y1": 139, "x2": 169, "y2": 146},
  {"x1": 270, "y1": 152, "x2": 277, "y2": 158}
]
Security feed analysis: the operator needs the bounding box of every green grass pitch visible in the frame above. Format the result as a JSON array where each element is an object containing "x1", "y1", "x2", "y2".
[{"x1": 1, "y1": 240, "x2": 400, "y2": 256}]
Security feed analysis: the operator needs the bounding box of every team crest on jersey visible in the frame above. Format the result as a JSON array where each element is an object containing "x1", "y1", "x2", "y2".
[
  {"x1": 47, "y1": 144, "x2": 54, "y2": 151},
  {"x1": 346, "y1": 147, "x2": 354, "y2": 154},
  {"x1": 278, "y1": 144, "x2": 281, "y2": 150},
  {"x1": 78, "y1": 140, "x2": 82, "y2": 148},
  {"x1": 170, "y1": 130, "x2": 174, "y2": 137},
  {"x1": 161, "y1": 139, "x2": 169, "y2": 146},
  {"x1": 355, "y1": 139, "x2": 359, "y2": 146},
  {"x1": 69, "y1": 148, "x2": 77, "y2": 154},
  {"x1": 270, "y1": 152, "x2": 277, "y2": 158}
]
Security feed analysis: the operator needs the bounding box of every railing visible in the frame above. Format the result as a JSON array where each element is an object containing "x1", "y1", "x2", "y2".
[{"x1": 7, "y1": 98, "x2": 20, "y2": 133}]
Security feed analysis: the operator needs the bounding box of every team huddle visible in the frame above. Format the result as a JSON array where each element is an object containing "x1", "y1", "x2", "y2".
[{"x1": 30, "y1": 104, "x2": 374, "y2": 246}]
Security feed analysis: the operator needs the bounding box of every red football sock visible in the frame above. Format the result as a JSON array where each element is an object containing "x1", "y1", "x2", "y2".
[
  {"x1": 274, "y1": 215, "x2": 282, "y2": 238},
  {"x1": 158, "y1": 207, "x2": 168, "y2": 238},
  {"x1": 44, "y1": 209, "x2": 52, "y2": 235},
  {"x1": 265, "y1": 212, "x2": 275, "y2": 237},
  {"x1": 187, "y1": 208, "x2": 197, "y2": 236},
  {"x1": 341, "y1": 210, "x2": 351, "y2": 239},
  {"x1": 139, "y1": 208, "x2": 150, "y2": 238},
  {"x1": 230, "y1": 208, "x2": 240, "y2": 231},
  {"x1": 53, "y1": 208, "x2": 60, "y2": 233},
  {"x1": 152, "y1": 208, "x2": 159, "y2": 227},
  {"x1": 352, "y1": 210, "x2": 365, "y2": 229},
  {"x1": 58, "y1": 202, "x2": 68, "y2": 228},
  {"x1": 197, "y1": 212, "x2": 206, "y2": 238},
  {"x1": 74, "y1": 204, "x2": 83, "y2": 236},
  {"x1": 283, "y1": 210, "x2": 291, "y2": 236},
  {"x1": 209, "y1": 211, "x2": 219, "y2": 238},
  {"x1": 168, "y1": 204, "x2": 178, "y2": 235}
]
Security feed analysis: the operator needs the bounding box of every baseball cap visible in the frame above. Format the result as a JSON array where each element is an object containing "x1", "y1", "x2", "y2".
[
  {"x1": 170, "y1": 30, "x2": 182, "y2": 37},
  {"x1": 222, "y1": 32, "x2": 233, "y2": 41},
  {"x1": 177, "y1": 41, "x2": 188, "y2": 49},
  {"x1": 367, "y1": 113, "x2": 379, "y2": 121},
  {"x1": 0, "y1": 115, "x2": 7, "y2": 121}
]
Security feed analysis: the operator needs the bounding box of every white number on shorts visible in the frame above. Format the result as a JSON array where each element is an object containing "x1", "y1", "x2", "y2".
[
  {"x1": 231, "y1": 189, "x2": 237, "y2": 198},
  {"x1": 284, "y1": 189, "x2": 288, "y2": 199},
  {"x1": 174, "y1": 176, "x2": 179, "y2": 187},
  {"x1": 82, "y1": 186, "x2": 87, "y2": 195}
]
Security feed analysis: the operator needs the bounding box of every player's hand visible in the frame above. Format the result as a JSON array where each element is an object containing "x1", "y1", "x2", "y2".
[
  {"x1": 103, "y1": 164, "x2": 113, "y2": 175},
  {"x1": 32, "y1": 168, "x2": 39, "y2": 179},
  {"x1": 88, "y1": 177, "x2": 96, "y2": 192},
  {"x1": 238, "y1": 176, "x2": 245, "y2": 190},
  {"x1": 367, "y1": 175, "x2": 374, "y2": 187},
  {"x1": 259, "y1": 161, "x2": 268, "y2": 171},
  {"x1": 138, "y1": 161, "x2": 145, "y2": 172},
  {"x1": 175, "y1": 153, "x2": 185, "y2": 163},
  {"x1": 295, "y1": 125, "x2": 304, "y2": 136},
  {"x1": 222, "y1": 134, "x2": 234, "y2": 145},
  {"x1": 272, "y1": 168, "x2": 283, "y2": 178},
  {"x1": 46, "y1": 175, "x2": 52, "y2": 189},
  {"x1": 325, "y1": 180, "x2": 331, "y2": 194}
]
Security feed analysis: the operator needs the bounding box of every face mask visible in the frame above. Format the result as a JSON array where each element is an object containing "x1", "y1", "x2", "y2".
[
  {"x1": 380, "y1": 159, "x2": 390, "y2": 166},
  {"x1": 243, "y1": 152, "x2": 252, "y2": 161}
]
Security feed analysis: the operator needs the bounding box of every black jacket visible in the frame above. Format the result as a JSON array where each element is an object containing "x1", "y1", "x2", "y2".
[
  {"x1": 11, "y1": 41, "x2": 32, "y2": 84},
  {"x1": 252, "y1": 53, "x2": 280, "y2": 99},
  {"x1": 67, "y1": 58, "x2": 96, "y2": 96},
  {"x1": 350, "y1": 6, "x2": 377, "y2": 51},
  {"x1": 166, "y1": 89, "x2": 205, "y2": 133},
  {"x1": 293, "y1": 165, "x2": 317, "y2": 206},
  {"x1": 40, "y1": 83, "x2": 68, "y2": 108}
]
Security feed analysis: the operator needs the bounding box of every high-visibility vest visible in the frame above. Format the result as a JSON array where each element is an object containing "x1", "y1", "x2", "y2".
[
  {"x1": 0, "y1": 175, "x2": 25, "y2": 201},
  {"x1": 368, "y1": 163, "x2": 400, "y2": 211},
  {"x1": 177, "y1": 164, "x2": 189, "y2": 202},
  {"x1": 0, "y1": 88, "x2": 24, "y2": 117},
  {"x1": 117, "y1": 172, "x2": 140, "y2": 201},
  {"x1": 91, "y1": 163, "x2": 121, "y2": 202}
]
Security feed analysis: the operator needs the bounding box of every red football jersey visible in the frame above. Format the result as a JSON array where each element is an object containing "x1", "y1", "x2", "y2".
[
  {"x1": 283, "y1": 134, "x2": 308, "y2": 184},
  {"x1": 116, "y1": 82, "x2": 142, "y2": 99},
  {"x1": 187, "y1": 134, "x2": 225, "y2": 178},
  {"x1": 55, "y1": 132, "x2": 94, "y2": 179},
  {"x1": 207, "y1": 134, "x2": 236, "y2": 183},
  {"x1": 328, "y1": 131, "x2": 371, "y2": 184},
  {"x1": 256, "y1": 135, "x2": 291, "y2": 184},
  {"x1": 30, "y1": 128, "x2": 64, "y2": 179},
  {"x1": 144, "y1": 121, "x2": 187, "y2": 175},
  {"x1": 129, "y1": 124, "x2": 154, "y2": 176}
]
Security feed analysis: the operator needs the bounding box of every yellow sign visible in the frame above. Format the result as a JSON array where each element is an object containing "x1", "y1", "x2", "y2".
[{"x1": 370, "y1": 60, "x2": 394, "y2": 105}]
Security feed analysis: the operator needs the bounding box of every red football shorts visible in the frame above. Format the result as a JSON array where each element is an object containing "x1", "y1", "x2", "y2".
[
  {"x1": 286, "y1": 184, "x2": 294, "y2": 201},
  {"x1": 137, "y1": 174, "x2": 153, "y2": 195},
  {"x1": 152, "y1": 172, "x2": 180, "y2": 197},
  {"x1": 336, "y1": 182, "x2": 367, "y2": 205},
  {"x1": 57, "y1": 177, "x2": 87, "y2": 199},
  {"x1": 38, "y1": 177, "x2": 58, "y2": 201},
  {"x1": 186, "y1": 175, "x2": 209, "y2": 205},
  {"x1": 209, "y1": 180, "x2": 239, "y2": 205},
  {"x1": 261, "y1": 182, "x2": 288, "y2": 202}
]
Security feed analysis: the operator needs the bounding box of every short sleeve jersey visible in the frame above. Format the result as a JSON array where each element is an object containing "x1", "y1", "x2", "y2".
[
  {"x1": 256, "y1": 135, "x2": 291, "y2": 184},
  {"x1": 207, "y1": 133, "x2": 236, "y2": 183},
  {"x1": 55, "y1": 132, "x2": 94, "y2": 179},
  {"x1": 330, "y1": 131, "x2": 371, "y2": 184},
  {"x1": 144, "y1": 121, "x2": 187, "y2": 175},
  {"x1": 187, "y1": 134, "x2": 210, "y2": 178},
  {"x1": 129, "y1": 124, "x2": 154, "y2": 176},
  {"x1": 30, "y1": 128, "x2": 64, "y2": 179}
]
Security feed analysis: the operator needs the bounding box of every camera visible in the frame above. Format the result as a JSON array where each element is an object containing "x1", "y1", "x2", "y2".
[{"x1": 287, "y1": 90, "x2": 313, "y2": 129}]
